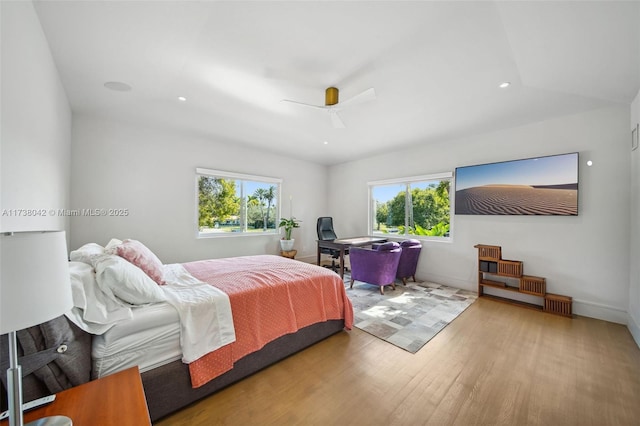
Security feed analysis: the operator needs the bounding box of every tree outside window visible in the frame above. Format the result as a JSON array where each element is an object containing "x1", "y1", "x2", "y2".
[
  {"x1": 370, "y1": 173, "x2": 452, "y2": 239},
  {"x1": 196, "y1": 169, "x2": 281, "y2": 237}
]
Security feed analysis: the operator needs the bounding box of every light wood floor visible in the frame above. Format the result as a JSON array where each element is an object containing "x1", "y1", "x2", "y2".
[{"x1": 155, "y1": 298, "x2": 640, "y2": 425}]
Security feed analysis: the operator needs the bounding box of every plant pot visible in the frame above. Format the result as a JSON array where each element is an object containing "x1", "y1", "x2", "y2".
[{"x1": 280, "y1": 239, "x2": 295, "y2": 251}]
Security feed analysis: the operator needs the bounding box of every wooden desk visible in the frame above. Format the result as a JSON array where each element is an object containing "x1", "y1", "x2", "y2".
[
  {"x1": 317, "y1": 236, "x2": 387, "y2": 279},
  {"x1": 1, "y1": 366, "x2": 151, "y2": 426}
]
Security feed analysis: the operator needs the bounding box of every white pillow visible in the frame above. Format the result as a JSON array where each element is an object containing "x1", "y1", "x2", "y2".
[
  {"x1": 92, "y1": 254, "x2": 166, "y2": 305},
  {"x1": 66, "y1": 261, "x2": 132, "y2": 334},
  {"x1": 69, "y1": 243, "x2": 105, "y2": 264},
  {"x1": 104, "y1": 238, "x2": 123, "y2": 254}
]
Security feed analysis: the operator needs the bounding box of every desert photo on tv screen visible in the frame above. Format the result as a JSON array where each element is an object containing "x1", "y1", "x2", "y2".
[{"x1": 455, "y1": 153, "x2": 578, "y2": 215}]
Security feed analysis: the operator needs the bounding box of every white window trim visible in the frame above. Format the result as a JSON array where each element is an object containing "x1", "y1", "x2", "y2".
[
  {"x1": 196, "y1": 168, "x2": 283, "y2": 184},
  {"x1": 196, "y1": 168, "x2": 283, "y2": 239},
  {"x1": 367, "y1": 171, "x2": 452, "y2": 187},
  {"x1": 368, "y1": 171, "x2": 454, "y2": 242}
]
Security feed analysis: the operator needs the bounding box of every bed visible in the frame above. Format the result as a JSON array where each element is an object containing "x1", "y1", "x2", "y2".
[{"x1": 0, "y1": 239, "x2": 353, "y2": 421}]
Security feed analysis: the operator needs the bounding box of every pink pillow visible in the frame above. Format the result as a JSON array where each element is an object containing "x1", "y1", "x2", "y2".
[{"x1": 115, "y1": 239, "x2": 165, "y2": 285}]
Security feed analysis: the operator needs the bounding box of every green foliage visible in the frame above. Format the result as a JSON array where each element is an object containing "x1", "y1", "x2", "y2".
[
  {"x1": 388, "y1": 191, "x2": 406, "y2": 225},
  {"x1": 414, "y1": 222, "x2": 449, "y2": 236},
  {"x1": 374, "y1": 180, "x2": 450, "y2": 236},
  {"x1": 375, "y1": 202, "x2": 389, "y2": 230},
  {"x1": 278, "y1": 217, "x2": 301, "y2": 240},
  {"x1": 198, "y1": 177, "x2": 240, "y2": 229},
  {"x1": 252, "y1": 186, "x2": 277, "y2": 231}
]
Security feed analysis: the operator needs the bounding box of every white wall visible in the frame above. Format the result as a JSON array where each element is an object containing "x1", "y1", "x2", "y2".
[
  {"x1": 70, "y1": 115, "x2": 328, "y2": 264},
  {"x1": 629, "y1": 90, "x2": 640, "y2": 345},
  {"x1": 0, "y1": 1, "x2": 72, "y2": 236},
  {"x1": 328, "y1": 106, "x2": 631, "y2": 324}
]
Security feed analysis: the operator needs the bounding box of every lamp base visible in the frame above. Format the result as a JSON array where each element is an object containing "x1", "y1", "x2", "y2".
[{"x1": 27, "y1": 416, "x2": 72, "y2": 426}]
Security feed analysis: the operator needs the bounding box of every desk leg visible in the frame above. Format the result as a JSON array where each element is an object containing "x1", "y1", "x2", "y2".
[
  {"x1": 339, "y1": 248, "x2": 345, "y2": 279},
  {"x1": 317, "y1": 242, "x2": 321, "y2": 266}
]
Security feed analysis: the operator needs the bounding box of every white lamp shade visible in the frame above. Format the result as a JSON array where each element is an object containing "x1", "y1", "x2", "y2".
[{"x1": 0, "y1": 231, "x2": 73, "y2": 334}]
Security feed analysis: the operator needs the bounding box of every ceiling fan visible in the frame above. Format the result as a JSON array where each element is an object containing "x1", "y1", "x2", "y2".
[{"x1": 282, "y1": 87, "x2": 376, "y2": 128}]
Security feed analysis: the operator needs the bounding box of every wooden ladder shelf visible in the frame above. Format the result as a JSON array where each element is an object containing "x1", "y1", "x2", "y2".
[{"x1": 474, "y1": 244, "x2": 572, "y2": 317}]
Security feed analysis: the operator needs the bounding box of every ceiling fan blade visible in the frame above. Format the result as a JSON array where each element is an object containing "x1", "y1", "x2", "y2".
[
  {"x1": 338, "y1": 87, "x2": 376, "y2": 108},
  {"x1": 329, "y1": 110, "x2": 345, "y2": 129},
  {"x1": 281, "y1": 99, "x2": 327, "y2": 110}
]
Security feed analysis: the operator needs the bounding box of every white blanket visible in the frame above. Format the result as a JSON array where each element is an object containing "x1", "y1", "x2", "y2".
[
  {"x1": 66, "y1": 260, "x2": 236, "y2": 365},
  {"x1": 161, "y1": 264, "x2": 236, "y2": 363},
  {"x1": 65, "y1": 261, "x2": 133, "y2": 334}
]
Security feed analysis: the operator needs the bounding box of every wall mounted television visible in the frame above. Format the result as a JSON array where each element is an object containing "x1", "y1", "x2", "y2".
[{"x1": 454, "y1": 152, "x2": 579, "y2": 216}]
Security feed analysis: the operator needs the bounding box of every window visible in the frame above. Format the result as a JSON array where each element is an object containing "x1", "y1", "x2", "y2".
[
  {"x1": 196, "y1": 168, "x2": 282, "y2": 237},
  {"x1": 369, "y1": 172, "x2": 453, "y2": 240}
]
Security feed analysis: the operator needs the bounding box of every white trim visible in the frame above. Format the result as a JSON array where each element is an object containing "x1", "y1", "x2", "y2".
[
  {"x1": 628, "y1": 311, "x2": 640, "y2": 349},
  {"x1": 572, "y1": 298, "x2": 628, "y2": 324},
  {"x1": 196, "y1": 167, "x2": 282, "y2": 184},
  {"x1": 368, "y1": 171, "x2": 453, "y2": 186}
]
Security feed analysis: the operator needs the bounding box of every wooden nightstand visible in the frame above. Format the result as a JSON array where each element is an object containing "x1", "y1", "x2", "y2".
[{"x1": 1, "y1": 366, "x2": 151, "y2": 426}]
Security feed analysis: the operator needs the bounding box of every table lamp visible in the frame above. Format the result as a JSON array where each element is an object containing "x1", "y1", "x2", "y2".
[{"x1": 1, "y1": 231, "x2": 74, "y2": 426}]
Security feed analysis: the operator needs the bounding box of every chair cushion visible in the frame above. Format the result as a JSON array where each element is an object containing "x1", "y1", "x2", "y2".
[{"x1": 375, "y1": 241, "x2": 400, "y2": 251}]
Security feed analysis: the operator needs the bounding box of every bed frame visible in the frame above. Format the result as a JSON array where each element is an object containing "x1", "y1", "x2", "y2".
[
  {"x1": 1, "y1": 317, "x2": 346, "y2": 422},
  {"x1": 142, "y1": 319, "x2": 345, "y2": 421}
]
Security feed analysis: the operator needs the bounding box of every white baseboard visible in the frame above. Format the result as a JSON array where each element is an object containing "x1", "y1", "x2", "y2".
[
  {"x1": 628, "y1": 311, "x2": 640, "y2": 349},
  {"x1": 422, "y1": 273, "x2": 475, "y2": 292},
  {"x1": 572, "y1": 298, "x2": 628, "y2": 324},
  {"x1": 309, "y1": 266, "x2": 635, "y2": 335},
  {"x1": 425, "y1": 274, "x2": 630, "y2": 324}
]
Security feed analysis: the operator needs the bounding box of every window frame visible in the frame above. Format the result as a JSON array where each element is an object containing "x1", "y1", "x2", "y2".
[
  {"x1": 195, "y1": 168, "x2": 283, "y2": 239},
  {"x1": 368, "y1": 171, "x2": 454, "y2": 242}
]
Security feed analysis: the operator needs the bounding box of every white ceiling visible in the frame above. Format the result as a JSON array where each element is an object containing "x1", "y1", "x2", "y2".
[{"x1": 33, "y1": 0, "x2": 640, "y2": 166}]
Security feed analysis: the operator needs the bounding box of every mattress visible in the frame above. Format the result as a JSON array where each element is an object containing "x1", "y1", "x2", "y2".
[{"x1": 91, "y1": 302, "x2": 182, "y2": 378}]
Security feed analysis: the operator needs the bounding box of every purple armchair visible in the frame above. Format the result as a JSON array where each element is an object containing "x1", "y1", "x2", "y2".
[
  {"x1": 396, "y1": 239, "x2": 422, "y2": 285},
  {"x1": 349, "y1": 242, "x2": 402, "y2": 295}
]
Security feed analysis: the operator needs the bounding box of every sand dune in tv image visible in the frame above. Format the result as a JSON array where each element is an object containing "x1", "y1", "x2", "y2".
[
  {"x1": 454, "y1": 153, "x2": 579, "y2": 216},
  {"x1": 455, "y1": 184, "x2": 578, "y2": 215}
]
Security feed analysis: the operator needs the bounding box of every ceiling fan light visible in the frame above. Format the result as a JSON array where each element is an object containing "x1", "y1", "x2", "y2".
[{"x1": 325, "y1": 87, "x2": 339, "y2": 106}]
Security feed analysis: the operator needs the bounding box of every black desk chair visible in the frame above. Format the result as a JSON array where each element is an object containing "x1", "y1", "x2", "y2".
[{"x1": 317, "y1": 217, "x2": 347, "y2": 272}]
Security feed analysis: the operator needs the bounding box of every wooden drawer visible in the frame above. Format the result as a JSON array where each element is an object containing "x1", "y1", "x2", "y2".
[
  {"x1": 498, "y1": 259, "x2": 522, "y2": 277},
  {"x1": 474, "y1": 244, "x2": 501, "y2": 261},
  {"x1": 544, "y1": 293, "x2": 572, "y2": 317},
  {"x1": 520, "y1": 275, "x2": 546, "y2": 296}
]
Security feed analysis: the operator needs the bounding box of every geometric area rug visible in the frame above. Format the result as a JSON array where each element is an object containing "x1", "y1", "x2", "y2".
[{"x1": 344, "y1": 276, "x2": 477, "y2": 353}]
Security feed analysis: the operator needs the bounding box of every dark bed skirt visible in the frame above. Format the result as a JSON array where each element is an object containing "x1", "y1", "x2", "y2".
[{"x1": 142, "y1": 319, "x2": 346, "y2": 422}]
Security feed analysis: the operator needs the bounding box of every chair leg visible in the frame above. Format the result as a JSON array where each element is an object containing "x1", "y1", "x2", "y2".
[
  {"x1": 380, "y1": 283, "x2": 396, "y2": 295},
  {"x1": 350, "y1": 278, "x2": 355, "y2": 289},
  {"x1": 402, "y1": 277, "x2": 407, "y2": 285},
  {"x1": 412, "y1": 275, "x2": 416, "y2": 282}
]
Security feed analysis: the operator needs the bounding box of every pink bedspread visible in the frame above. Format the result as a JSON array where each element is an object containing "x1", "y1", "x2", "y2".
[{"x1": 183, "y1": 255, "x2": 353, "y2": 388}]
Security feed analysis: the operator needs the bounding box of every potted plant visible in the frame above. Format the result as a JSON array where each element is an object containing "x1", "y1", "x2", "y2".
[{"x1": 278, "y1": 217, "x2": 301, "y2": 251}]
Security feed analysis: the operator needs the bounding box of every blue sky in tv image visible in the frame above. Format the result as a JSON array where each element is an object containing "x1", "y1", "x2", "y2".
[{"x1": 455, "y1": 153, "x2": 578, "y2": 191}]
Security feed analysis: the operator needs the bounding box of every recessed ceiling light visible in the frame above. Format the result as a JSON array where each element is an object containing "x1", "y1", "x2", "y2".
[
  {"x1": 178, "y1": 96, "x2": 187, "y2": 102},
  {"x1": 499, "y1": 82, "x2": 511, "y2": 89},
  {"x1": 323, "y1": 141, "x2": 329, "y2": 145},
  {"x1": 104, "y1": 81, "x2": 132, "y2": 92},
  {"x1": 587, "y1": 160, "x2": 593, "y2": 167}
]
